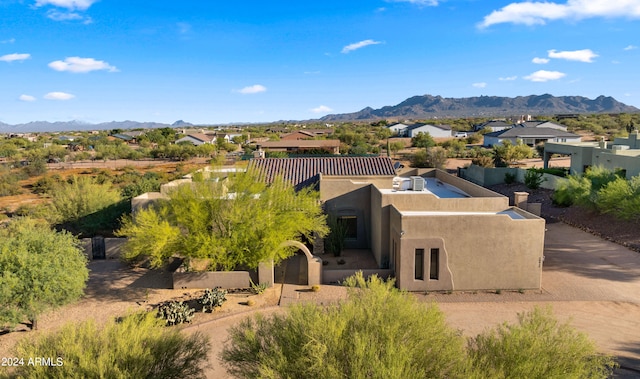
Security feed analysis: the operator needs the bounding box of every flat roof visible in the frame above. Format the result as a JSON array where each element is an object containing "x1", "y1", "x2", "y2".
[
  {"x1": 400, "y1": 209, "x2": 526, "y2": 220},
  {"x1": 381, "y1": 177, "x2": 470, "y2": 199}
]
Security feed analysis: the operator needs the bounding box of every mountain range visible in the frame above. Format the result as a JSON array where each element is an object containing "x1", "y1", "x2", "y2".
[
  {"x1": 320, "y1": 94, "x2": 640, "y2": 121},
  {"x1": 1, "y1": 94, "x2": 638, "y2": 132}
]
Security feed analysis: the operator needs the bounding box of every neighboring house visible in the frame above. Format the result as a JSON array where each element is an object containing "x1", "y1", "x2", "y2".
[
  {"x1": 386, "y1": 123, "x2": 411, "y2": 135},
  {"x1": 543, "y1": 130, "x2": 640, "y2": 179},
  {"x1": 111, "y1": 133, "x2": 136, "y2": 143},
  {"x1": 515, "y1": 121, "x2": 567, "y2": 131},
  {"x1": 249, "y1": 157, "x2": 545, "y2": 292},
  {"x1": 255, "y1": 140, "x2": 341, "y2": 155},
  {"x1": 483, "y1": 127, "x2": 581, "y2": 147},
  {"x1": 280, "y1": 131, "x2": 318, "y2": 140},
  {"x1": 58, "y1": 135, "x2": 77, "y2": 142},
  {"x1": 405, "y1": 124, "x2": 452, "y2": 138},
  {"x1": 175, "y1": 133, "x2": 216, "y2": 146},
  {"x1": 473, "y1": 120, "x2": 512, "y2": 133}
]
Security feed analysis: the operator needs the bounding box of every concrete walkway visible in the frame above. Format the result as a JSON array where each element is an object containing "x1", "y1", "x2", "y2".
[{"x1": 190, "y1": 221, "x2": 640, "y2": 378}]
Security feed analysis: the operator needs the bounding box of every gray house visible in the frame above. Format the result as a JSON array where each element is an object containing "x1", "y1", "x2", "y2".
[{"x1": 483, "y1": 127, "x2": 581, "y2": 147}]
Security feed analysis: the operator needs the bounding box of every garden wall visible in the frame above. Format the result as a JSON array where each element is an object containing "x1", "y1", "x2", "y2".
[{"x1": 459, "y1": 165, "x2": 567, "y2": 190}]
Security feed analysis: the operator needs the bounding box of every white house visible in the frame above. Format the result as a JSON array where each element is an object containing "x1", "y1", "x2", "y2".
[
  {"x1": 405, "y1": 124, "x2": 452, "y2": 138},
  {"x1": 483, "y1": 127, "x2": 582, "y2": 147}
]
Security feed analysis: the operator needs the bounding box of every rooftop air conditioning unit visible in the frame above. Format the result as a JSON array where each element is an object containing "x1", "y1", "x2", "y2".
[{"x1": 410, "y1": 176, "x2": 424, "y2": 191}]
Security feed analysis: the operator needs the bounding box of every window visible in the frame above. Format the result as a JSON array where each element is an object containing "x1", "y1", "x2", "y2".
[
  {"x1": 430, "y1": 248, "x2": 439, "y2": 280},
  {"x1": 415, "y1": 249, "x2": 424, "y2": 280},
  {"x1": 338, "y1": 216, "x2": 357, "y2": 240}
]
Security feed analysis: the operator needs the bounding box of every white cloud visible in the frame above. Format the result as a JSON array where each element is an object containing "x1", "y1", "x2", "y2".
[
  {"x1": 311, "y1": 105, "x2": 333, "y2": 113},
  {"x1": 532, "y1": 57, "x2": 550, "y2": 64},
  {"x1": 1, "y1": 38, "x2": 15, "y2": 44},
  {"x1": 0, "y1": 53, "x2": 31, "y2": 62},
  {"x1": 35, "y1": 0, "x2": 97, "y2": 11},
  {"x1": 44, "y1": 92, "x2": 75, "y2": 100},
  {"x1": 479, "y1": 0, "x2": 640, "y2": 28},
  {"x1": 237, "y1": 84, "x2": 267, "y2": 94},
  {"x1": 499, "y1": 76, "x2": 518, "y2": 81},
  {"x1": 385, "y1": 0, "x2": 439, "y2": 5},
  {"x1": 523, "y1": 70, "x2": 566, "y2": 82},
  {"x1": 341, "y1": 39, "x2": 382, "y2": 53},
  {"x1": 48, "y1": 57, "x2": 118, "y2": 73},
  {"x1": 19, "y1": 94, "x2": 36, "y2": 102},
  {"x1": 624, "y1": 45, "x2": 638, "y2": 50},
  {"x1": 472, "y1": 82, "x2": 487, "y2": 88},
  {"x1": 548, "y1": 49, "x2": 598, "y2": 62},
  {"x1": 46, "y1": 10, "x2": 92, "y2": 23}
]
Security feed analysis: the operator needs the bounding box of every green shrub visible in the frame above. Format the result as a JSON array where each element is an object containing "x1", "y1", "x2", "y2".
[
  {"x1": 596, "y1": 175, "x2": 640, "y2": 220},
  {"x1": 7, "y1": 312, "x2": 210, "y2": 378},
  {"x1": 468, "y1": 306, "x2": 616, "y2": 379},
  {"x1": 504, "y1": 172, "x2": 516, "y2": 184},
  {"x1": 524, "y1": 168, "x2": 545, "y2": 189}
]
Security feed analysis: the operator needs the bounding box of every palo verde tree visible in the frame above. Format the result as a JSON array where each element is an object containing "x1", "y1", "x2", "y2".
[
  {"x1": 0, "y1": 218, "x2": 89, "y2": 330},
  {"x1": 117, "y1": 168, "x2": 328, "y2": 270},
  {"x1": 7, "y1": 312, "x2": 210, "y2": 379}
]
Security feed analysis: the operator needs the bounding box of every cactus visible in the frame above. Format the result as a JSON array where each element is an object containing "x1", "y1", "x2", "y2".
[
  {"x1": 157, "y1": 301, "x2": 195, "y2": 326},
  {"x1": 199, "y1": 287, "x2": 227, "y2": 313}
]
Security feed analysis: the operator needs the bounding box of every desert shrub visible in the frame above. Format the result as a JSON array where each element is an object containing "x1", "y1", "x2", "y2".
[
  {"x1": 411, "y1": 147, "x2": 447, "y2": 169},
  {"x1": 468, "y1": 306, "x2": 616, "y2": 379},
  {"x1": 595, "y1": 175, "x2": 640, "y2": 221},
  {"x1": 504, "y1": 172, "x2": 516, "y2": 184},
  {"x1": 8, "y1": 312, "x2": 210, "y2": 378},
  {"x1": 524, "y1": 168, "x2": 545, "y2": 189},
  {"x1": 21, "y1": 158, "x2": 47, "y2": 177},
  {"x1": 472, "y1": 155, "x2": 494, "y2": 168},
  {"x1": 0, "y1": 171, "x2": 21, "y2": 196},
  {"x1": 31, "y1": 174, "x2": 64, "y2": 195},
  {"x1": 50, "y1": 175, "x2": 122, "y2": 223},
  {"x1": 552, "y1": 175, "x2": 592, "y2": 207}
]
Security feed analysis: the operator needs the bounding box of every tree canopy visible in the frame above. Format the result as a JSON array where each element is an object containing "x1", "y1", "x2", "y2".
[
  {"x1": 0, "y1": 218, "x2": 88, "y2": 329},
  {"x1": 117, "y1": 169, "x2": 328, "y2": 270}
]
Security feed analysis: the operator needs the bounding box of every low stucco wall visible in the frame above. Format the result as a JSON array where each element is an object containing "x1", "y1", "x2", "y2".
[
  {"x1": 322, "y1": 269, "x2": 394, "y2": 284},
  {"x1": 459, "y1": 165, "x2": 567, "y2": 190},
  {"x1": 173, "y1": 271, "x2": 251, "y2": 289}
]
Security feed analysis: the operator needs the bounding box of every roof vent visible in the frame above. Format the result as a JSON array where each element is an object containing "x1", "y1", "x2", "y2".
[{"x1": 410, "y1": 176, "x2": 424, "y2": 191}]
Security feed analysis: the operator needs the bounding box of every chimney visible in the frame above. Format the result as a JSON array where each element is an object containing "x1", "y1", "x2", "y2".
[{"x1": 598, "y1": 136, "x2": 607, "y2": 149}]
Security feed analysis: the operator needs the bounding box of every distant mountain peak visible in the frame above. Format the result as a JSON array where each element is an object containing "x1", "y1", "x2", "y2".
[{"x1": 320, "y1": 94, "x2": 640, "y2": 121}]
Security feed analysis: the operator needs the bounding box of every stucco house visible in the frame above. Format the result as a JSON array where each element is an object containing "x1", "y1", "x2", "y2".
[
  {"x1": 249, "y1": 157, "x2": 545, "y2": 292},
  {"x1": 174, "y1": 133, "x2": 216, "y2": 146},
  {"x1": 405, "y1": 123, "x2": 453, "y2": 138},
  {"x1": 543, "y1": 130, "x2": 640, "y2": 179},
  {"x1": 483, "y1": 127, "x2": 581, "y2": 147},
  {"x1": 255, "y1": 140, "x2": 341, "y2": 155}
]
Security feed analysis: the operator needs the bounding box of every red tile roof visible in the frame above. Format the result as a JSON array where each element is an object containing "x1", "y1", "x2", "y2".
[{"x1": 248, "y1": 156, "x2": 396, "y2": 190}]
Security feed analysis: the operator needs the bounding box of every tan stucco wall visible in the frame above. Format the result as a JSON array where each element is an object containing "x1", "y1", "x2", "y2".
[{"x1": 391, "y1": 206, "x2": 545, "y2": 292}]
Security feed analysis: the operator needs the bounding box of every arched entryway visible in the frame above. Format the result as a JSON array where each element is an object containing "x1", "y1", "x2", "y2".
[{"x1": 274, "y1": 241, "x2": 322, "y2": 286}]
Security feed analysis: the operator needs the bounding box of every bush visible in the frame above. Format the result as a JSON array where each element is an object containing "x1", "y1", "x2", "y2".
[
  {"x1": 595, "y1": 175, "x2": 640, "y2": 221},
  {"x1": 468, "y1": 306, "x2": 616, "y2": 378},
  {"x1": 7, "y1": 312, "x2": 210, "y2": 378},
  {"x1": 504, "y1": 172, "x2": 516, "y2": 184},
  {"x1": 524, "y1": 168, "x2": 545, "y2": 189}
]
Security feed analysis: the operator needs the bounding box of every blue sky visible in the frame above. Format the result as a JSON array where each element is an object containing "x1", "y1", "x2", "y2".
[{"x1": 1, "y1": 0, "x2": 640, "y2": 125}]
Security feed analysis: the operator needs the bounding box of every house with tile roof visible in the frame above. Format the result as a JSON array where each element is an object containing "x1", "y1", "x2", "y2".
[
  {"x1": 132, "y1": 156, "x2": 545, "y2": 292},
  {"x1": 247, "y1": 157, "x2": 545, "y2": 292}
]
